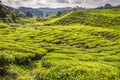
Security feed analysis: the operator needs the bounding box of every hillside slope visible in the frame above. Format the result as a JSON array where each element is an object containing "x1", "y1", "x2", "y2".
[
  {"x1": 18, "y1": 7, "x2": 44, "y2": 17},
  {"x1": 0, "y1": 4, "x2": 23, "y2": 23},
  {"x1": 0, "y1": 8, "x2": 120, "y2": 80},
  {"x1": 0, "y1": 23, "x2": 120, "y2": 80},
  {"x1": 44, "y1": 8, "x2": 120, "y2": 28}
]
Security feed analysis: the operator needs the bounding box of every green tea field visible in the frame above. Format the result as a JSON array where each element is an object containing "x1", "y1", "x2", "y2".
[{"x1": 0, "y1": 8, "x2": 120, "y2": 80}]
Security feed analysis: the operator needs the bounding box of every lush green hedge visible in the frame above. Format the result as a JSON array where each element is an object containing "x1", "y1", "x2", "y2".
[
  {"x1": 0, "y1": 23, "x2": 9, "y2": 28},
  {"x1": 0, "y1": 54, "x2": 14, "y2": 76}
]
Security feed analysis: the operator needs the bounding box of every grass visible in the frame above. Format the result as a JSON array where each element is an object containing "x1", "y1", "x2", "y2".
[
  {"x1": 36, "y1": 8, "x2": 120, "y2": 30},
  {"x1": 0, "y1": 23, "x2": 9, "y2": 28},
  {"x1": 85, "y1": 8, "x2": 120, "y2": 17},
  {"x1": 0, "y1": 8, "x2": 120, "y2": 80}
]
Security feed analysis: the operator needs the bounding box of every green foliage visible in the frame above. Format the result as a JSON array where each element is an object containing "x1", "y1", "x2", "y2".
[
  {"x1": 41, "y1": 8, "x2": 120, "y2": 29},
  {"x1": 0, "y1": 4, "x2": 24, "y2": 23},
  {"x1": 50, "y1": 11, "x2": 114, "y2": 27},
  {"x1": 0, "y1": 53, "x2": 14, "y2": 76},
  {"x1": 0, "y1": 23, "x2": 9, "y2": 28},
  {"x1": 0, "y1": 8, "x2": 120, "y2": 79},
  {"x1": 26, "y1": 11, "x2": 33, "y2": 17}
]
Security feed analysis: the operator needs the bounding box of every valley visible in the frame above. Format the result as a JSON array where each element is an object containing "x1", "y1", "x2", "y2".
[{"x1": 0, "y1": 8, "x2": 120, "y2": 80}]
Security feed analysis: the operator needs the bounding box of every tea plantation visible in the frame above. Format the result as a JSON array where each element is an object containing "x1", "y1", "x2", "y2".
[{"x1": 0, "y1": 8, "x2": 120, "y2": 80}]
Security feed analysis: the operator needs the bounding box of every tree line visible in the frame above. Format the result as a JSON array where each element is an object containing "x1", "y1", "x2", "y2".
[
  {"x1": 96, "y1": 4, "x2": 120, "y2": 9},
  {"x1": 0, "y1": 0, "x2": 24, "y2": 22}
]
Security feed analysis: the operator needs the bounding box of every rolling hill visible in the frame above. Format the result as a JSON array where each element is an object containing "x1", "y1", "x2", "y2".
[
  {"x1": 43, "y1": 8, "x2": 120, "y2": 29},
  {"x1": 0, "y1": 8, "x2": 120, "y2": 80},
  {"x1": 18, "y1": 7, "x2": 44, "y2": 17},
  {"x1": 18, "y1": 7, "x2": 73, "y2": 17}
]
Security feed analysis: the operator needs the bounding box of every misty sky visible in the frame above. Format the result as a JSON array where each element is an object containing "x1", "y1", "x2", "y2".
[{"x1": 2, "y1": 0, "x2": 120, "y2": 8}]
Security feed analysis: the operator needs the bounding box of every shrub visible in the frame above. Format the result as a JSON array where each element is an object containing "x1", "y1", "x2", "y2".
[
  {"x1": 0, "y1": 54, "x2": 13, "y2": 76},
  {"x1": 0, "y1": 23, "x2": 9, "y2": 28},
  {"x1": 14, "y1": 53, "x2": 35, "y2": 65}
]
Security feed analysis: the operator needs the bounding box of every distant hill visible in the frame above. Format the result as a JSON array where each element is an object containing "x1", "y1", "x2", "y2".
[
  {"x1": 18, "y1": 7, "x2": 73, "y2": 17},
  {"x1": 38, "y1": 7, "x2": 73, "y2": 15},
  {"x1": 0, "y1": 3, "x2": 73, "y2": 18},
  {"x1": 18, "y1": 7, "x2": 44, "y2": 17},
  {"x1": 96, "y1": 4, "x2": 120, "y2": 9},
  {"x1": 38, "y1": 7, "x2": 73, "y2": 12}
]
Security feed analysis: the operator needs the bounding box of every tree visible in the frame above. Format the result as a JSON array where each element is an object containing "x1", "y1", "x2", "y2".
[
  {"x1": 26, "y1": 11, "x2": 33, "y2": 17},
  {"x1": 0, "y1": 0, "x2": 2, "y2": 9},
  {"x1": 0, "y1": 0, "x2": 6, "y2": 18},
  {"x1": 56, "y1": 11, "x2": 62, "y2": 17},
  {"x1": 0, "y1": 11, "x2": 6, "y2": 18},
  {"x1": 73, "y1": 7, "x2": 77, "y2": 10},
  {"x1": 73, "y1": 6, "x2": 81, "y2": 10},
  {"x1": 117, "y1": 5, "x2": 120, "y2": 8},
  {"x1": 11, "y1": 14, "x2": 16, "y2": 21},
  {"x1": 96, "y1": 6, "x2": 104, "y2": 9},
  {"x1": 104, "y1": 4, "x2": 112, "y2": 8},
  {"x1": 0, "y1": 0, "x2": 2, "y2": 4},
  {"x1": 0, "y1": 55, "x2": 10, "y2": 77}
]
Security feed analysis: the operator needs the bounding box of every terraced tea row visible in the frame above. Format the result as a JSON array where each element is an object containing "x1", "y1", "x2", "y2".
[
  {"x1": 0, "y1": 24, "x2": 120, "y2": 79},
  {"x1": 0, "y1": 8, "x2": 120, "y2": 79},
  {"x1": 43, "y1": 10, "x2": 120, "y2": 28}
]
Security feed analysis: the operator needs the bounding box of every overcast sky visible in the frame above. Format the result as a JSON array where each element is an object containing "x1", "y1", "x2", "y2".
[{"x1": 1, "y1": 0, "x2": 120, "y2": 8}]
